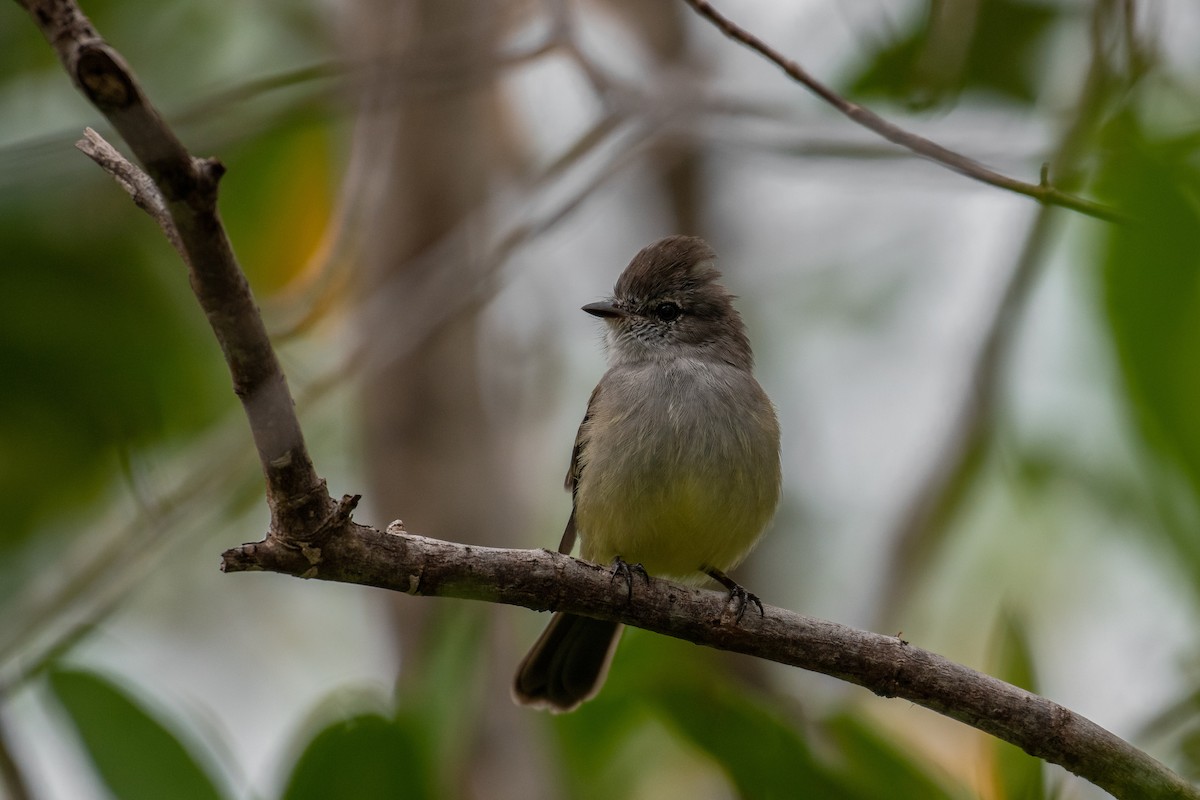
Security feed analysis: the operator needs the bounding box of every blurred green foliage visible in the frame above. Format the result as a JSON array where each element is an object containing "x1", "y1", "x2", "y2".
[
  {"x1": 654, "y1": 680, "x2": 858, "y2": 799},
  {"x1": 0, "y1": 0, "x2": 333, "y2": 561},
  {"x1": 1099, "y1": 114, "x2": 1200, "y2": 586},
  {"x1": 0, "y1": 191, "x2": 230, "y2": 550},
  {"x1": 220, "y1": 123, "x2": 336, "y2": 295},
  {"x1": 825, "y1": 712, "x2": 965, "y2": 800},
  {"x1": 848, "y1": 0, "x2": 1063, "y2": 108},
  {"x1": 551, "y1": 631, "x2": 966, "y2": 799},
  {"x1": 281, "y1": 711, "x2": 435, "y2": 800},
  {"x1": 48, "y1": 667, "x2": 226, "y2": 800},
  {"x1": 987, "y1": 613, "x2": 1048, "y2": 800}
]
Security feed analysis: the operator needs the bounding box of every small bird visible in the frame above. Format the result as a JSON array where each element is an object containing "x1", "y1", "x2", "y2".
[{"x1": 513, "y1": 235, "x2": 782, "y2": 712}]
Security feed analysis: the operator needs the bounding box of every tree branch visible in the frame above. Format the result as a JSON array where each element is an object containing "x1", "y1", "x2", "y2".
[
  {"x1": 17, "y1": 0, "x2": 333, "y2": 539},
  {"x1": 221, "y1": 517, "x2": 1196, "y2": 800},
  {"x1": 15, "y1": 1, "x2": 1194, "y2": 799},
  {"x1": 679, "y1": 0, "x2": 1126, "y2": 223},
  {"x1": 0, "y1": 710, "x2": 31, "y2": 800}
]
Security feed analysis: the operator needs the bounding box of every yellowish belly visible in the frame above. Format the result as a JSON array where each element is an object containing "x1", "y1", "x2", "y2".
[
  {"x1": 576, "y1": 459, "x2": 777, "y2": 581},
  {"x1": 571, "y1": 359, "x2": 781, "y2": 582}
]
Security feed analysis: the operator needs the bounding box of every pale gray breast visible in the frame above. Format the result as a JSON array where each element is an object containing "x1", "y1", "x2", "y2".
[{"x1": 580, "y1": 357, "x2": 781, "y2": 513}]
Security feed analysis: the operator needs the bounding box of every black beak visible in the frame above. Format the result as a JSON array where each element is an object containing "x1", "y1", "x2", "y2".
[{"x1": 582, "y1": 300, "x2": 626, "y2": 319}]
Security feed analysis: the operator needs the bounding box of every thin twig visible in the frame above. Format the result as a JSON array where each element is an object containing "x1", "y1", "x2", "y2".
[
  {"x1": 75, "y1": 127, "x2": 182, "y2": 253},
  {"x1": 679, "y1": 0, "x2": 1126, "y2": 223},
  {"x1": 221, "y1": 526, "x2": 1197, "y2": 800}
]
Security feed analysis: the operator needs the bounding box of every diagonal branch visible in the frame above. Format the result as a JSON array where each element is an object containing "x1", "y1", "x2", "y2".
[
  {"x1": 221, "y1": 519, "x2": 1197, "y2": 800},
  {"x1": 679, "y1": 0, "x2": 1126, "y2": 223},
  {"x1": 17, "y1": 0, "x2": 333, "y2": 538}
]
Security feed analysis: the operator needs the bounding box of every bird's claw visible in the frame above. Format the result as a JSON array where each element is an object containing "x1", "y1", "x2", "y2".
[
  {"x1": 704, "y1": 566, "x2": 764, "y2": 623},
  {"x1": 610, "y1": 556, "x2": 650, "y2": 602}
]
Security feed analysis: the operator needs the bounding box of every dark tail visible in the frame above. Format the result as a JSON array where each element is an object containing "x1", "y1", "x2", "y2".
[{"x1": 512, "y1": 613, "x2": 623, "y2": 712}]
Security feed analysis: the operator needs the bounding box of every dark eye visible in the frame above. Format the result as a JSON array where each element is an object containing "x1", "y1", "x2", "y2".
[{"x1": 655, "y1": 302, "x2": 681, "y2": 322}]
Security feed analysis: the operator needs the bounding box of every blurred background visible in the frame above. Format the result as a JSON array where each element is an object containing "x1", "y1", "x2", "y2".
[{"x1": 2, "y1": 0, "x2": 1199, "y2": 797}]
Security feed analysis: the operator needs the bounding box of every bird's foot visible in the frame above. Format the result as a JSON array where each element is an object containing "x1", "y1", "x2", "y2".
[
  {"x1": 704, "y1": 567, "x2": 764, "y2": 623},
  {"x1": 610, "y1": 556, "x2": 650, "y2": 602}
]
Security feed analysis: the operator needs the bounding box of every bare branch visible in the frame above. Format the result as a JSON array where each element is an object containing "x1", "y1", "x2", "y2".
[
  {"x1": 18, "y1": 0, "x2": 332, "y2": 538},
  {"x1": 679, "y1": 0, "x2": 1126, "y2": 223},
  {"x1": 222, "y1": 521, "x2": 1197, "y2": 800}
]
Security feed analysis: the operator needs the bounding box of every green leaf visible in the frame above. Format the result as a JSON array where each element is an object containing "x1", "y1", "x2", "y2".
[
  {"x1": 846, "y1": 0, "x2": 1062, "y2": 108},
  {"x1": 825, "y1": 712, "x2": 965, "y2": 800},
  {"x1": 395, "y1": 604, "x2": 490, "y2": 791},
  {"x1": 1180, "y1": 724, "x2": 1200, "y2": 781},
  {"x1": 990, "y1": 612, "x2": 1038, "y2": 695},
  {"x1": 550, "y1": 702, "x2": 660, "y2": 800},
  {"x1": 1138, "y1": 684, "x2": 1200, "y2": 781},
  {"x1": 47, "y1": 667, "x2": 224, "y2": 800},
  {"x1": 987, "y1": 612, "x2": 1044, "y2": 800},
  {"x1": 281, "y1": 711, "x2": 434, "y2": 800},
  {"x1": 548, "y1": 631, "x2": 659, "y2": 800},
  {"x1": 653, "y1": 678, "x2": 859, "y2": 800},
  {"x1": 551, "y1": 630, "x2": 895, "y2": 799},
  {"x1": 1098, "y1": 114, "x2": 1200, "y2": 580}
]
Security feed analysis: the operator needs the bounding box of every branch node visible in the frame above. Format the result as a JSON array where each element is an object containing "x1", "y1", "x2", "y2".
[
  {"x1": 219, "y1": 542, "x2": 265, "y2": 573},
  {"x1": 336, "y1": 494, "x2": 361, "y2": 518},
  {"x1": 74, "y1": 43, "x2": 136, "y2": 110},
  {"x1": 274, "y1": 487, "x2": 354, "y2": 547},
  {"x1": 275, "y1": 477, "x2": 330, "y2": 513},
  {"x1": 299, "y1": 543, "x2": 322, "y2": 566},
  {"x1": 199, "y1": 157, "x2": 226, "y2": 182}
]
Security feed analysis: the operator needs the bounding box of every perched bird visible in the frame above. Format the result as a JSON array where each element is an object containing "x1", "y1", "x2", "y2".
[{"x1": 513, "y1": 235, "x2": 782, "y2": 712}]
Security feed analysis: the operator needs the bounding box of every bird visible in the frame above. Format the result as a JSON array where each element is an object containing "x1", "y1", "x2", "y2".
[{"x1": 512, "y1": 235, "x2": 782, "y2": 712}]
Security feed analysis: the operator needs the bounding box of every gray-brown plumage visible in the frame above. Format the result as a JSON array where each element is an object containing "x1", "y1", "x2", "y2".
[{"x1": 513, "y1": 236, "x2": 781, "y2": 712}]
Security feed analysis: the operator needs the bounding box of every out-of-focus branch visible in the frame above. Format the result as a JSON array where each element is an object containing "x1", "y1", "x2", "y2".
[
  {"x1": 221, "y1": 518, "x2": 1196, "y2": 800},
  {"x1": 679, "y1": 0, "x2": 1126, "y2": 223},
  {"x1": 0, "y1": 711, "x2": 31, "y2": 800},
  {"x1": 876, "y1": 205, "x2": 1054, "y2": 624},
  {"x1": 17, "y1": 0, "x2": 332, "y2": 539},
  {"x1": 875, "y1": 0, "x2": 1126, "y2": 623}
]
